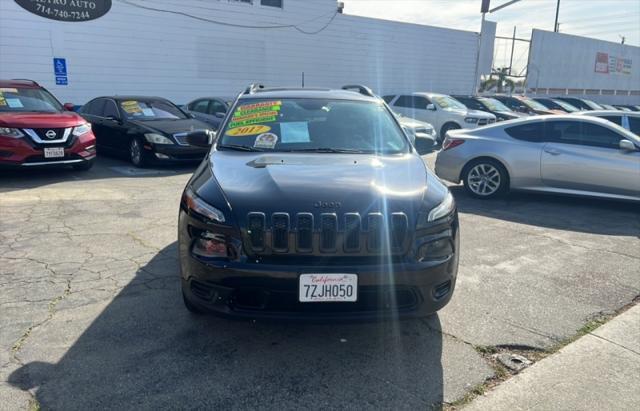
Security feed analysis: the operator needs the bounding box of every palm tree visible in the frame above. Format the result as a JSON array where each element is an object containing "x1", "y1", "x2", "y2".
[{"x1": 480, "y1": 67, "x2": 516, "y2": 93}]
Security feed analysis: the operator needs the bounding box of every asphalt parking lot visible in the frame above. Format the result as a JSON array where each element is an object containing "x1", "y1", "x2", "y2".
[{"x1": 1, "y1": 154, "x2": 639, "y2": 410}]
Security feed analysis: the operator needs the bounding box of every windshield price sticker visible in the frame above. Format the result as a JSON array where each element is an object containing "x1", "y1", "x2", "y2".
[
  {"x1": 225, "y1": 125, "x2": 271, "y2": 137},
  {"x1": 0, "y1": 95, "x2": 6, "y2": 106},
  {"x1": 229, "y1": 101, "x2": 282, "y2": 128},
  {"x1": 121, "y1": 100, "x2": 142, "y2": 114}
]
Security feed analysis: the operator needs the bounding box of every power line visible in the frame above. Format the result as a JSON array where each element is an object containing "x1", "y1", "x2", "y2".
[{"x1": 116, "y1": 0, "x2": 338, "y2": 35}]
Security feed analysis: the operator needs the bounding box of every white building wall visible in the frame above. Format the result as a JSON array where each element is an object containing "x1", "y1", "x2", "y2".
[
  {"x1": 527, "y1": 29, "x2": 640, "y2": 104},
  {"x1": 0, "y1": 0, "x2": 482, "y2": 105}
]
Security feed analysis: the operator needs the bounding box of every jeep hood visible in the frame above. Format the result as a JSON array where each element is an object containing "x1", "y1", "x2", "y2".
[{"x1": 207, "y1": 151, "x2": 439, "y2": 221}]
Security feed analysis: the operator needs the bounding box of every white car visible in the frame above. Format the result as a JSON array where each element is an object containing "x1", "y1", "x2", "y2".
[
  {"x1": 384, "y1": 92, "x2": 497, "y2": 142},
  {"x1": 575, "y1": 110, "x2": 640, "y2": 135}
]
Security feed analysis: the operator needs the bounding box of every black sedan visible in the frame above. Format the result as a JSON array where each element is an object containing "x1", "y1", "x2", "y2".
[
  {"x1": 79, "y1": 96, "x2": 214, "y2": 167},
  {"x1": 182, "y1": 97, "x2": 230, "y2": 130},
  {"x1": 451, "y1": 95, "x2": 525, "y2": 121}
]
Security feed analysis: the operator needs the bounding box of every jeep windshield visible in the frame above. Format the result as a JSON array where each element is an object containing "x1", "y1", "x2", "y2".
[
  {"x1": 218, "y1": 98, "x2": 410, "y2": 154},
  {"x1": 0, "y1": 87, "x2": 63, "y2": 113}
]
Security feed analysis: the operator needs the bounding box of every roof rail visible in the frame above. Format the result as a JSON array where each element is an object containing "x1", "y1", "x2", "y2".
[
  {"x1": 244, "y1": 83, "x2": 265, "y2": 94},
  {"x1": 10, "y1": 78, "x2": 39, "y2": 85},
  {"x1": 341, "y1": 84, "x2": 375, "y2": 97}
]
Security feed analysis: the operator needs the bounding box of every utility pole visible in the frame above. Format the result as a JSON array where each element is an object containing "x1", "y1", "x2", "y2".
[
  {"x1": 554, "y1": 0, "x2": 560, "y2": 32},
  {"x1": 508, "y1": 26, "x2": 516, "y2": 75}
]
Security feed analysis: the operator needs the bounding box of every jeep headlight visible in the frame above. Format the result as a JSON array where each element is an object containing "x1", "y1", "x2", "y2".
[
  {"x1": 428, "y1": 192, "x2": 455, "y2": 222},
  {"x1": 182, "y1": 187, "x2": 225, "y2": 223},
  {"x1": 72, "y1": 123, "x2": 91, "y2": 136},
  {"x1": 0, "y1": 127, "x2": 24, "y2": 138},
  {"x1": 144, "y1": 133, "x2": 173, "y2": 145},
  {"x1": 464, "y1": 117, "x2": 479, "y2": 124}
]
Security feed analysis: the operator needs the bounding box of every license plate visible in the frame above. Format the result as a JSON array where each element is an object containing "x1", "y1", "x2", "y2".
[
  {"x1": 44, "y1": 147, "x2": 65, "y2": 158},
  {"x1": 299, "y1": 274, "x2": 357, "y2": 302}
]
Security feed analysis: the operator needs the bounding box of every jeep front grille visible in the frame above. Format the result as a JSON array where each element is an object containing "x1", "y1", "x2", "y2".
[{"x1": 245, "y1": 212, "x2": 409, "y2": 256}]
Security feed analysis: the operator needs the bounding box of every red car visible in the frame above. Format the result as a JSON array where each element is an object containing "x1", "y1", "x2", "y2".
[{"x1": 0, "y1": 79, "x2": 96, "y2": 170}]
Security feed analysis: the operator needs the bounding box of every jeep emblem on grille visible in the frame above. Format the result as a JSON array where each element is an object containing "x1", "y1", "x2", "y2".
[
  {"x1": 45, "y1": 130, "x2": 57, "y2": 139},
  {"x1": 314, "y1": 201, "x2": 341, "y2": 208}
]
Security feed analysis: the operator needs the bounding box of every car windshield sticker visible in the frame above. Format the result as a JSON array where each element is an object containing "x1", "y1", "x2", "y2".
[
  {"x1": 0, "y1": 88, "x2": 18, "y2": 93},
  {"x1": 225, "y1": 124, "x2": 271, "y2": 137},
  {"x1": 433, "y1": 97, "x2": 449, "y2": 108},
  {"x1": 121, "y1": 100, "x2": 142, "y2": 114},
  {"x1": 6, "y1": 98, "x2": 24, "y2": 108},
  {"x1": 141, "y1": 107, "x2": 155, "y2": 117},
  {"x1": 0, "y1": 94, "x2": 6, "y2": 106},
  {"x1": 254, "y1": 132, "x2": 278, "y2": 149},
  {"x1": 280, "y1": 122, "x2": 310, "y2": 143},
  {"x1": 228, "y1": 101, "x2": 281, "y2": 128}
]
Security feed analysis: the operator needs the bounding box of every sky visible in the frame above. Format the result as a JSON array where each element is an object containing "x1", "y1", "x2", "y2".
[{"x1": 341, "y1": 0, "x2": 640, "y2": 74}]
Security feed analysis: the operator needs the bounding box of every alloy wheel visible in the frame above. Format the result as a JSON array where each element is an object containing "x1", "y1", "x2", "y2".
[
  {"x1": 130, "y1": 139, "x2": 142, "y2": 166},
  {"x1": 467, "y1": 163, "x2": 501, "y2": 196}
]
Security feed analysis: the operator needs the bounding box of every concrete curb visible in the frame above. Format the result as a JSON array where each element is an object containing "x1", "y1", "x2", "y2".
[{"x1": 464, "y1": 304, "x2": 640, "y2": 411}]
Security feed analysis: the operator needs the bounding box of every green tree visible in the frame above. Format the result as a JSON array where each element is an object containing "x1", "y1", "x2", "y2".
[{"x1": 480, "y1": 67, "x2": 516, "y2": 93}]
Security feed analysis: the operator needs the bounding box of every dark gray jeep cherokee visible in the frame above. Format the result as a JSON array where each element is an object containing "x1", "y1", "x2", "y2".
[{"x1": 178, "y1": 85, "x2": 459, "y2": 321}]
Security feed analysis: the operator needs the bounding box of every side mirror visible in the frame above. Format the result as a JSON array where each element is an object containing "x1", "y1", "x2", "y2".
[
  {"x1": 426, "y1": 103, "x2": 436, "y2": 111},
  {"x1": 619, "y1": 139, "x2": 637, "y2": 151},
  {"x1": 63, "y1": 103, "x2": 75, "y2": 111},
  {"x1": 186, "y1": 130, "x2": 215, "y2": 147}
]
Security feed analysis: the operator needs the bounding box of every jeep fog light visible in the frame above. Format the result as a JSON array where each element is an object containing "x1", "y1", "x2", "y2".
[{"x1": 192, "y1": 232, "x2": 227, "y2": 258}]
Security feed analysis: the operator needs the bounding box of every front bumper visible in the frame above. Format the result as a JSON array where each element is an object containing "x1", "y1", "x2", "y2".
[
  {"x1": 0, "y1": 132, "x2": 96, "y2": 168},
  {"x1": 179, "y1": 210, "x2": 459, "y2": 321},
  {"x1": 149, "y1": 144, "x2": 209, "y2": 163}
]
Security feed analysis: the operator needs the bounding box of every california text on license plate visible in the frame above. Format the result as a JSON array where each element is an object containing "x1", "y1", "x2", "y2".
[
  {"x1": 44, "y1": 147, "x2": 65, "y2": 158},
  {"x1": 299, "y1": 274, "x2": 358, "y2": 302}
]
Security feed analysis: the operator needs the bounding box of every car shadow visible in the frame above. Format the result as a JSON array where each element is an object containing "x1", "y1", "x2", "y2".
[
  {"x1": 8, "y1": 243, "x2": 445, "y2": 410},
  {"x1": 450, "y1": 186, "x2": 640, "y2": 237},
  {"x1": 0, "y1": 156, "x2": 200, "y2": 193}
]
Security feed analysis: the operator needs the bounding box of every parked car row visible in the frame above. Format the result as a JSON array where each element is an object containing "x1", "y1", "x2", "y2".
[{"x1": 0, "y1": 79, "x2": 221, "y2": 169}]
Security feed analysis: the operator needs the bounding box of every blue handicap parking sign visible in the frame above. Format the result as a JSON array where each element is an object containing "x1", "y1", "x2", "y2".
[
  {"x1": 53, "y1": 58, "x2": 67, "y2": 76},
  {"x1": 55, "y1": 76, "x2": 68, "y2": 85}
]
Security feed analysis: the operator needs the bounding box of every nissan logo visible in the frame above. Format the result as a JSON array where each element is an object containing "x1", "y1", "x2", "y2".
[
  {"x1": 314, "y1": 201, "x2": 341, "y2": 208},
  {"x1": 45, "y1": 130, "x2": 57, "y2": 139}
]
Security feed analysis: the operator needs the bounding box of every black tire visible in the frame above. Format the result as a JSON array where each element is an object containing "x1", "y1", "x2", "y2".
[
  {"x1": 182, "y1": 289, "x2": 205, "y2": 314},
  {"x1": 129, "y1": 137, "x2": 148, "y2": 168},
  {"x1": 462, "y1": 158, "x2": 509, "y2": 199},
  {"x1": 72, "y1": 159, "x2": 94, "y2": 171},
  {"x1": 439, "y1": 123, "x2": 461, "y2": 144}
]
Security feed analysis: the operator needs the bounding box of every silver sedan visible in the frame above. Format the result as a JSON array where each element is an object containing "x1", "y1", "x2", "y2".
[{"x1": 435, "y1": 115, "x2": 640, "y2": 201}]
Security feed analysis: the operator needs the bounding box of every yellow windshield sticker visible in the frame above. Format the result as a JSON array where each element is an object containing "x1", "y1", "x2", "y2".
[
  {"x1": 121, "y1": 100, "x2": 142, "y2": 114},
  {"x1": 225, "y1": 124, "x2": 271, "y2": 137},
  {"x1": 0, "y1": 94, "x2": 6, "y2": 106},
  {"x1": 0, "y1": 88, "x2": 18, "y2": 93}
]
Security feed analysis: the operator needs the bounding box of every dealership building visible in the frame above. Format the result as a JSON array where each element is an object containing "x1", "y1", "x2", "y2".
[{"x1": 0, "y1": 0, "x2": 637, "y2": 106}]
